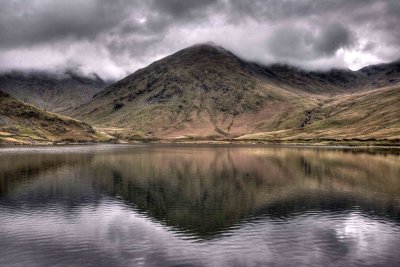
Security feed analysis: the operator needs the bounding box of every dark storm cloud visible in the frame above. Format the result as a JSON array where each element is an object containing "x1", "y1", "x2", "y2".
[
  {"x1": 228, "y1": 0, "x2": 381, "y2": 21},
  {"x1": 0, "y1": 0, "x2": 139, "y2": 48},
  {"x1": 0, "y1": 0, "x2": 399, "y2": 79},
  {"x1": 0, "y1": 0, "x2": 219, "y2": 48},
  {"x1": 265, "y1": 22, "x2": 355, "y2": 63},
  {"x1": 314, "y1": 23, "x2": 355, "y2": 55},
  {"x1": 151, "y1": 0, "x2": 219, "y2": 18}
]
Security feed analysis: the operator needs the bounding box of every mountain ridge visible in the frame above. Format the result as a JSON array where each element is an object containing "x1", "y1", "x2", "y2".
[
  {"x1": 72, "y1": 43, "x2": 314, "y2": 139},
  {"x1": 0, "y1": 69, "x2": 109, "y2": 113},
  {"x1": 1, "y1": 43, "x2": 398, "y2": 144},
  {"x1": 69, "y1": 43, "x2": 399, "y2": 143}
]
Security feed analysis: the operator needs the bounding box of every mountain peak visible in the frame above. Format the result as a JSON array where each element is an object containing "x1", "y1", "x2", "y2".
[
  {"x1": 187, "y1": 42, "x2": 230, "y2": 51},
  {"x1": 144, "y1": 42, "x2": 244, "y2": 75},
  {"x1": 180, "y1": 42, "x2": 236, "y2": 57}
]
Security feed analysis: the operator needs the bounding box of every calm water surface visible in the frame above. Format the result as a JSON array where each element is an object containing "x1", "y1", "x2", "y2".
[{"x1": 0, "y1": 144, "x2": 400, "y2": 267}]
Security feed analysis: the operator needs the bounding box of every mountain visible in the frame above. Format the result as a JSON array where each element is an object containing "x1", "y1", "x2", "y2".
[
  {"x1": 0, "y1": 70, "x2": 107, "y2": 113},
  {"x1": 248, "y1": 60, "x2": 400, "y2": 93},
  {"x1": 72, "y1": 43, "x2": 317, "y2": 139},
  {"x1": 0, "y1": 90, "x2": 110, "y2": 144},
  {"x1": 72, "y1": 43, "x2": 400, "y2": 144}
]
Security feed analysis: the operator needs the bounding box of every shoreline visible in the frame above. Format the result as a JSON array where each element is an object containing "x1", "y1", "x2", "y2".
[{"x1": 1, "y1": 139, "x2": 400, "y2": 149}]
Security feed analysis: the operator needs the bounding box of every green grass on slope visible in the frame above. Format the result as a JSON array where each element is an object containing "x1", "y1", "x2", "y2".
[{"x1": 0, "y1": 91, "x2": 110, "y2": 144}]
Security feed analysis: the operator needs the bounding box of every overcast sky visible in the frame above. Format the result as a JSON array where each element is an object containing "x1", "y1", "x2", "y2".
[{"x1": 1, "y1": 0, "x2": 399, "y2": 79}]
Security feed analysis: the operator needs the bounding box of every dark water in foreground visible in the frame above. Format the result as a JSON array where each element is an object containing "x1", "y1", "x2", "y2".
[{"x1": 0, "y1": 145, "x2": 400, "y2": 267}]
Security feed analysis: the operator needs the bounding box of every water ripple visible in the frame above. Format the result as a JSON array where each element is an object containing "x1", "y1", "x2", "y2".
[{"x1": 1, "y1": 144, "x2": 400, "y2": 266}]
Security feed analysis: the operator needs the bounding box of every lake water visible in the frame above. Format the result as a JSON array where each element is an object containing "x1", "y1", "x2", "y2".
[{"x1": 0, "y1": 144, "x2": 400, "y2": 267}]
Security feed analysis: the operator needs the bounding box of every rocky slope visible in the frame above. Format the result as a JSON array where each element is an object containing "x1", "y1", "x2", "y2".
[
  {"x1": 0, "y1": 70, "x2": 107, "y2": 113},
  {"x1": 0, "y1": 90, "x2": 110, "y2": 144},
  {"x1": 71, "y1": 43, "x2": 400, "y2": 143}
]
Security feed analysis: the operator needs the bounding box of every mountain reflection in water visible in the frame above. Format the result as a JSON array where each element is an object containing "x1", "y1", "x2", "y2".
[{"x1": 0, "y1": 145, "x2": 399, "y2": 266}]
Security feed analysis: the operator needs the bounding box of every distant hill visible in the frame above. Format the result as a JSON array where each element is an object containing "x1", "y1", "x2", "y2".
[
  {"x1": 0, "y1": 70, "x2": 107, "y2": 113},
  {"x1": 0, "y1": 90, "x2": 110, "y2": 144},
  {"x1": 248, "y1": 60, "x2": 400, "y2": 93},
  {"x1": 67, "y1": 43, "x2": 400, "y2": 143}
]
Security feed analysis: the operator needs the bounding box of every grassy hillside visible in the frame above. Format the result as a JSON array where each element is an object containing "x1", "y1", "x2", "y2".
[
  {"x1": 72, "y1": 44, "x2": 318, "y2": 139},
  {"x1": 238, "y1": 84, "x2": 400, "y2": 144},
  {"x1": 0, "y1": 70, "x2": 106, "y2": 113},
  {"x1": 0, "y1": 90, "x2": 110, "y2": 144},
  {"x1": 71, "y1": 43, "x2": 400, "y2": 144}
]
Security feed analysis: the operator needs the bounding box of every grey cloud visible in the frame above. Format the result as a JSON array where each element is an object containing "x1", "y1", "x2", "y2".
[
  {"x1": 314, "y1": 23, "x2": 355, "y2": 55},
  {"x1": 0, "y1": 0, "x2": 137, "y2": 48},
  {"x1": 227, "y1": 0, "x2": 377, "y2": 22},
  {"x1": 266, "y1": 27, "x2": 315, "y2": 60},
  {"x1": 266, "y1": 23, "x2": 355, "y2": 61},
  {"x1": 362, "y1": 42, "x2": 377, "y2": 52},
  {"x1": 380, "y1": 1, "x2": 400, "y2": 45},
  {"x1": 0, "y1": 0, "x2": 221, "y2": 49},
  {"x1": 0, "y1": 0, "x2": 399, "y2": 79},
  {"x1": 151, "y1": 0, "x2": 220, "y2": 17}
]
